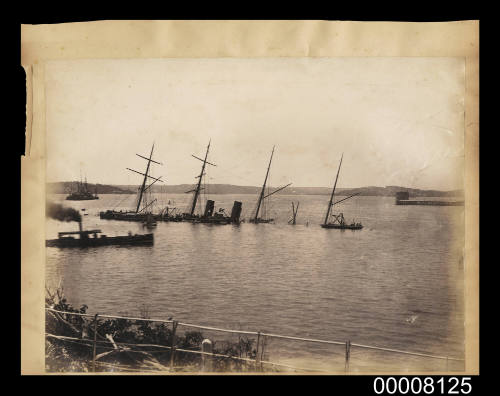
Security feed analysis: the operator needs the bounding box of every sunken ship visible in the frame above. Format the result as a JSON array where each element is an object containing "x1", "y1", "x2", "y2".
[
  {"x1": 100, "y1": 140, "x2": 243, "y2": 225},
  {"x1": 248, "y1": 145, "x2": 291, "y2": 224},
  {"x1": 180, "y1": 140, "x2": 242, "y2": 225},
  {"x1": 321, "y1": 154, "x2": 363, "y2": 230}
]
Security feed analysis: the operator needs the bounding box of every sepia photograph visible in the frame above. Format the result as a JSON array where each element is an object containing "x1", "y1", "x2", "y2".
[{"x1": 21, "y1": 20, "x2": 479, "y2": 375}]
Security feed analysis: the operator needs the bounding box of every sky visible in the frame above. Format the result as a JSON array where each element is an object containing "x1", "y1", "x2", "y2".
[{"x1": 45, "y1": 57, "x2": 465, "y2": 190}]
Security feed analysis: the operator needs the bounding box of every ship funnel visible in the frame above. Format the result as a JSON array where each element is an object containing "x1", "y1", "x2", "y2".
[
  {"x1": 230, "y1": 201, "x2": 242, "y2": 223},
  {"x1": 78, "y1": 219, "x2": 83, "y2": 232},
  {"x1": 204, "y1": 200, "x2": 215, "y2": 217}
]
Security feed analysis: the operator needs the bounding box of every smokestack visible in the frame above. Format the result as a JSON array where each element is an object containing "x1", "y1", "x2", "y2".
[
  {"x1": 204, "y1": 200, "x2": 215, "y2": 217},
  {"x1": 230, "y1": 201, "x2": 242, "y2": 223},
  {"x1": 78, "y1": 220, "x2": 83, "y2": 232}
]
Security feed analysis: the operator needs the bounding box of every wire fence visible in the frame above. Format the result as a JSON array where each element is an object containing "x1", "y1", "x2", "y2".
[{"x1": 45, "y1": 307, "x2": 464, "y2": 374}]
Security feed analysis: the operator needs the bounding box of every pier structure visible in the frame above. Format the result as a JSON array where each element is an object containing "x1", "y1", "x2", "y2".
[{"x1": 395, "y1": 191, "x2": 464, "y2": 206}]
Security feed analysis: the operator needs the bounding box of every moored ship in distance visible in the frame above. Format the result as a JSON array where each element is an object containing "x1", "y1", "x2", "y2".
[
  {"x1": 395, "y1": 191, "x2": 464, "y2": 206},
  {"x1": 100, "y1": 143, "x2": 165, "y2": 222},
  {"x1": 46, "y1": 220, "x2": 153, "y2": 247},
  {"x1": 180, "y1": 140, "x2": 242, "y2": 225},
  {"x1": 66, "y1": 177, "x2": 99, "y2": 200},
  {"x1": 321, "y1": 153, "x2": 363, "y2": 230},
  {"x1": 249, "y1": 145, "x2": 291, "y2": 224}
]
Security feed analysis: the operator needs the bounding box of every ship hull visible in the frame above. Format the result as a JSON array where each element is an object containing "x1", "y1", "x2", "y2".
[
  {"x1": 248, "y1": 218, "x2": 274, "y2": 224},
  {"x1": 46, "y1": 233, "x2": 154, "y2": 248},
  {"x1": 66, "y1": 196, "x2": 99, "y2": 201},
  {"x1": 100, "y1": 211, "x2": 155, "y2": 222},
  {"x1": 321, "y1": 224, "x2": 363, "y2": 230},
  {"x1": 395, "y1": 200, "x2": 463, "y2": 206},
  {"x1": 188, "y1": 217, "x2": 233, "y2": 225}
]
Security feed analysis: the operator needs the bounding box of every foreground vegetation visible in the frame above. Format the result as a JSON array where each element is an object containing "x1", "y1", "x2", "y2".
[{"x1": 45, "y1": 288, "x2": 274, "y2": 373}]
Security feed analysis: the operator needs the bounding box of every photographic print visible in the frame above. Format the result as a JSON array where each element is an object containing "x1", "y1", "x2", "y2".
[{"x1": 21, "y1": 21, "x2": 479, "y2": 375}]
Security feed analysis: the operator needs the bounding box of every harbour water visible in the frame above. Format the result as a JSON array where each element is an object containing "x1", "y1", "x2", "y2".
[{"x1": 46, "y1": 193, "x2": 465, "y2": 371}]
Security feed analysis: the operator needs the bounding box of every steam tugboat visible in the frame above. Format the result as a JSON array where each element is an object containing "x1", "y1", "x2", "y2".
[
  {"x1": 321, "y1": 153, "x2": 363, "y2": 230},
  {"x1": 46, "y1": 220, "x2": 154, "y2": 247}
]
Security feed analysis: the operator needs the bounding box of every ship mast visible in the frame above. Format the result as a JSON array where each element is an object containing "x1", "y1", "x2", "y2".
[
  {"x1": 78, "y1": 169, "x2": 83, "y2": 193},
  {"x1": 189, "y1": 140, "x2": 216, "y2": 216},
  {"x1": 126, "y1": 143, "x2": 163, "y2": 214},
  {"x1": 323, "y1": 153, "x2": 343, "y2": 225},
  {"x1": 254, "y1": 146, "x2": 275, "y2": 222}
]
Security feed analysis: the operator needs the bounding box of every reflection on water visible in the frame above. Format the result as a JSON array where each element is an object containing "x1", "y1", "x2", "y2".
[{"x1": 46, "y1": 193, "x2": 465, "y2": 371}]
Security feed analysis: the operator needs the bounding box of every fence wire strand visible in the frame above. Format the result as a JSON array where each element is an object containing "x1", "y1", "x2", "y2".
[{"x1": 45, "y1": 307, "x2": 464, "y2": 373}]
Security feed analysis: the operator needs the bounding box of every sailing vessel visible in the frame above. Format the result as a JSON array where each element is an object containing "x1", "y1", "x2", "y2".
[
  {"x1": 66, "y1": 177, "x2": 99, "y2": 200},
  {"x1": 249, "y1": 146, "x2": 291, "y2": 223},
  {"x1": 100, "y1": 143, "x2": 164, "y2": 222},
  {"x1": 181, "y1": 140, "x2": 242, "y2": 225},
  {"x1": 321, "y1": 154, "x2": 363, "y2": 230}
]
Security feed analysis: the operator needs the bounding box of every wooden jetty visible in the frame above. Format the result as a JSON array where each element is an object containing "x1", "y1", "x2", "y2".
[{"x1": 395, "y1": 191, "x2": 464, "y2": 206}]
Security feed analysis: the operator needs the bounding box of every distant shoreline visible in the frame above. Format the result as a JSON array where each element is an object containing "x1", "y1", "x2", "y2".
[{"x1": 47, "y1": 182, "x2": 464, "y2": 198}]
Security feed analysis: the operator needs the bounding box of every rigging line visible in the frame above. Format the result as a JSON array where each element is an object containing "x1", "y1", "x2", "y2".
[{"x1": 111, "y1": 193, "x2": 135, "y2": 211}]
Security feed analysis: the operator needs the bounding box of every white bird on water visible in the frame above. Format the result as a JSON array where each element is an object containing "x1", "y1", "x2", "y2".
[{"x1": 406, "y1": 315, "x2": 418, "y2": 324}]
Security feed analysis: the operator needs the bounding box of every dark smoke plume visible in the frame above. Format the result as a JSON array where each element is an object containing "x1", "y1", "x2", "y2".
[{"x1": 46, "y1": 202, "x2": 82, "y2": 222}]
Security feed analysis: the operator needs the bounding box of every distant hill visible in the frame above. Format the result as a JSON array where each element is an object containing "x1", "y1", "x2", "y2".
[{"x1": 47, "y1": 182, "x2": 463, "y2": 198}]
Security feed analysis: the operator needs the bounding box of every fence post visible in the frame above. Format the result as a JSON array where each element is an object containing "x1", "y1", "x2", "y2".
[
  {"x1": 255, "y1": 332, "x2": 261, "y2": 372},
  {"x1": 344, "y1": 340, "x2": 351, "y2": 373},
  {"x1": 170, "y1": 320, "x2": 178, "y2": 371},
  {"x1": 260, "y1": 335, "x2": 266, "y2": 371},
  {"x1": 201, "y1": 339, "x2": 213, "y2": 372},
  {"x1": 92, "y1": 313, "x2": 99, "y2": 372}
]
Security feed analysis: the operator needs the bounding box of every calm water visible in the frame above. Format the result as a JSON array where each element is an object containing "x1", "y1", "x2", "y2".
[{"x1": 46, "y1": 193, "x2": 465, "y2": 371}]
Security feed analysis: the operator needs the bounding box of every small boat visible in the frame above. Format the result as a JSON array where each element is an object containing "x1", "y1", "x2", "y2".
[
  {"x1": 321, "y1": 153, "x2": 363, "y2": 230},
  {"x1": 46, "y1": 221, "x2": 153, "y2": 247}
]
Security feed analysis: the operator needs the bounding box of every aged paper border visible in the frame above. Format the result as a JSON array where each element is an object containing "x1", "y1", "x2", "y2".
[{"x1": 21, "y1": 20, "x2": 479, "y2": 375}]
